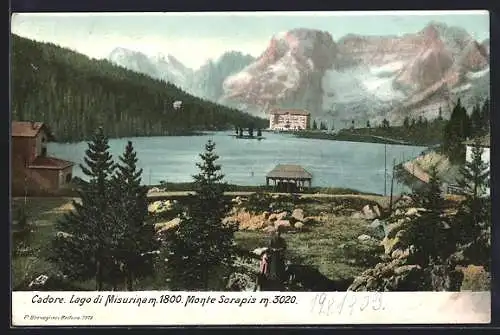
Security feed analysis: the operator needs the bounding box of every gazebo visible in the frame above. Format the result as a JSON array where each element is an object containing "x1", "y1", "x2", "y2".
[{"x1": 266, "y1": 164, "x2": 313, "y2": 192}]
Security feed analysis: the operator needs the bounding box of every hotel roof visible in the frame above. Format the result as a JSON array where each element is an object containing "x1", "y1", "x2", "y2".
[{"x1": 269, "y1": 109, "x2": 310, "y2": 116}]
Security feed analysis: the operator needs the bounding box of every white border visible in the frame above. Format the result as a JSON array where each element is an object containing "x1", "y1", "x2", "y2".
[
  {"x1": 12, "y1": 291, "x2": 491, "y2": 326},
  {"x1": 11, "y1": 10, "x2": 489, "y2": 18}
]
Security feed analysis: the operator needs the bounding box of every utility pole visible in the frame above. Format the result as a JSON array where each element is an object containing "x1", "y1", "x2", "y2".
[
  {"x1": 384, "y1": 143, "x2": 387, "y2": 196},
  {"x1": 389, "y1": 158, "x2": 396, "y2": 214}
]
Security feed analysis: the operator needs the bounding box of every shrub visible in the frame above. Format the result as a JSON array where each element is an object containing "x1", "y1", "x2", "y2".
[{"x1": 460, "y1": 265, "x2": 490, "y2": 291}]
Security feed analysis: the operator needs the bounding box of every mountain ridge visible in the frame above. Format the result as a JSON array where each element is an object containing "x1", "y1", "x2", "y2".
[{"x1": 106, "y1": 21, "x2": 489, "y2": 125}]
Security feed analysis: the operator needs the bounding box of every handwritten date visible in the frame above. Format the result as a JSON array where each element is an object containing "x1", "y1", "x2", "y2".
[{"x1": 310, "y1": 292, "x2": 384, "y2": 316}]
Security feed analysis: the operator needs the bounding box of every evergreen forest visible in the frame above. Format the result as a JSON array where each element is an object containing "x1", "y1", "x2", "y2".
[{"x1": 11, "y1": 34, "x2": 267, "y2": 142}]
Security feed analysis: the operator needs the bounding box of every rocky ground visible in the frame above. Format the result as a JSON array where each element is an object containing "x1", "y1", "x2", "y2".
[
  {"x1": 149, "y1": 192, "x2": 489, "y2": 292},
  {"x1": 149, "y1": 192, "x2": 392, "y2": 290},
  {"x1": 12, "y1": 191, "x2": 488, "y2": 292}
]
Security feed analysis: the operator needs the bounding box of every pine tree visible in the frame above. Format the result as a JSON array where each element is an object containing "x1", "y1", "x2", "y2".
[
  {"x1": 443, "y1": 99, "x2": 470, "y2": 164},
  {"x1": 403, "y1": 117, "x2": 410, "y2": 129},
  {"x1": 470, "y1": 103, "x2": 482, "y2": 137},
  {"x1": 50, "y1": 127, "x2": 115, "y2": 290},
  {"x1": 381, "y1": 119, "x2": 390, "y2": 128},
  {"x1": 312, "y1": 120, "x2": 318, "y2": 130},
  {"x1": 454, "y1": 138, "x2": 490, "y2": 271},
  {"x1": 480, "y1": 98, "x2": 490, "y2": 134},
  {"x1": 408, "y1": 166, "x2": 452, "y2": 267},
  {"x1": 418, "y1": 115, "x2": 424, "y2": 127},
  {"x1": 165, "y1": 140, "x2": 237, "y2": 290},
  {"x1": 108, "y1": 141, "x2": 157, "y2": 290}
]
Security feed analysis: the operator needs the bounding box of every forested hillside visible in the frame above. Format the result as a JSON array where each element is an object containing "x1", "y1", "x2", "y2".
[{"x1": 11, "y1": 34, "x2": 267, "y2": 142}]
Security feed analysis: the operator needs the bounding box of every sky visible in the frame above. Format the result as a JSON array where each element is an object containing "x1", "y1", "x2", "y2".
[{"x1": 11, "y1": 11, "x2": 490, "y2": 70}]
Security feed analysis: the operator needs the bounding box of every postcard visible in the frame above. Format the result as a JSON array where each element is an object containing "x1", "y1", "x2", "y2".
[{"x1": 10, "y1": 10, "x2": 491, "y2": 326}]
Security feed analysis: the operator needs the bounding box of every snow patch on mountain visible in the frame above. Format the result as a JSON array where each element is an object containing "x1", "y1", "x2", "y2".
[
  {"x1": 322, "y1": 66, "x2": 406, "y2": 106},
  {"x1": 451, "y1": 83, "x2": 472, "y2": 93},
  {"x1": 108, "y1": 47, "x2": 193, "y2": 90},
  {"x1": 466, "y1": 67, "x2": 490, "y2": 80},
  {"x1": 369, "y1": 61, "x2": 405, "y2": 76}
]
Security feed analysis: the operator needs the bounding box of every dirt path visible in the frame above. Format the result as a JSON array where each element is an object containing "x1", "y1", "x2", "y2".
[
  {"x1": 147, "y1": 191, "x2": 390, "y2": 207},
  {"x1": 13, "y1": 192, "x2": 392, "y2": 214}
]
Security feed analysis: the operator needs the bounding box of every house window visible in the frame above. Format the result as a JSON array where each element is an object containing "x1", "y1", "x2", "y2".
[{"x1": 65, "y1": 173, "x2": 72, "y2": 183}]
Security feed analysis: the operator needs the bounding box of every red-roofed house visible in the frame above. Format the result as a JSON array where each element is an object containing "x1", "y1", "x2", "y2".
[{"x1": 11, "y1": 121, "x2": 74, "y2": 195}]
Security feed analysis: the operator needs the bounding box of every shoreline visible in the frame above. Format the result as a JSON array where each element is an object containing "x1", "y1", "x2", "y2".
[
  {"x1": 293, "y1": 131, "x2": 439, "y2": 147},
  {"x1": 48, "y1": 129, "x2": 439, "y2": 147}
]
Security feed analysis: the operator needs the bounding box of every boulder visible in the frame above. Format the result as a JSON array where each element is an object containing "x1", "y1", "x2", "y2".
[
  {"x1": 391, "y1": 248, "x2": 410, "y2": 260},
  {"x1": 252, "y1": 247, "x2": 268, "y2": 256},
  {"x1": 276, "y1": 211, "x2": 288, "y2": 221},
  {"x1": 393, "y1": 195, "x2": 414, "y2": 209},
  {"x1": 357, "y1": 234, "x2": 372, "y2": 242},
  {"x1": 380, "y1": 236, "x2": 402, "y2": 254},
  {"x1": 369, "y1": 219, "x2": 386, "y2": 239},
  {"x1": 348, "y1": 258, "x2": 426, "y2": 292},
  {"x1": 394, "y1": 264, "x2": 420, "y2": 276},
  {"x1": 155, "y1": 217, "x2": 181, "y2": 233},
  {"x1": 405, "y1": 207, "x2": 425, "y2": 217},
  {"x1": 369, "y1": 219, "x2": 382, "y2": 229},
  {"x1": 274, "y1": 220, "x2": 292, "y2": 231},
  {"x1": 291, "y1": 208, "x2": 305, "y2": 222},
  {"x1": 56, "y1": 231, "x2": 74, "y2": 239},
  {"x1": 362, "y1": 204, "x2": 379, "y2": 220},
  {"x1": 29, "y1": 274, "x2": 49, "y2": 288},
  {"x1": 385, "y1": 222, "x2": 403, "y2": 239},
  {"x1": 148, "y1": 200, "x2": 175, "y2": 214},
  {"x1": 294, "y1": 222, "x2": 305, "y2": 230}
]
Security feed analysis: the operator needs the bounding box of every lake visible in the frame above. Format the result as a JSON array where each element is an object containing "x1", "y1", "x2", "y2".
[{"x1": 48, "y1": 131, "x2": 426, "y2": 195}]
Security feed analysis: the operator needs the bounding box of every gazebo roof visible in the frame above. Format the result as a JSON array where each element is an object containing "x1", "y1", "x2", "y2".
[{"x1": 266, "y1": 164, "x2": 313, "y2": 179}]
